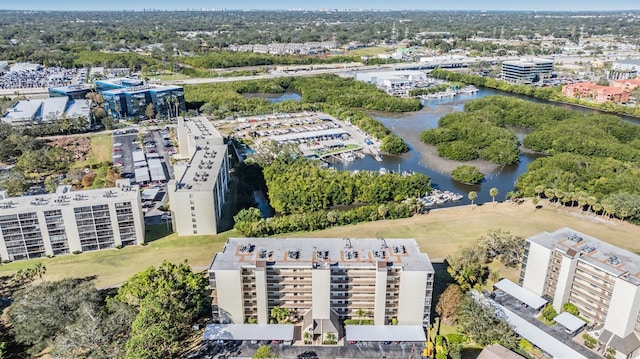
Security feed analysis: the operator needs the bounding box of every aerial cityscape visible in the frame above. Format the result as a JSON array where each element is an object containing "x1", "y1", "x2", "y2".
[{"x1": 1, "y1": 3, "x2": 640, "y2": 359}]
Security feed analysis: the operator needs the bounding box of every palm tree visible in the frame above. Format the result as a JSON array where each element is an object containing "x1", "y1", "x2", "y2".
[
  {"x1": 378, "y1": 204, "x2": 389, "y2": 220},
  {"x1": 489, "y1": 187, "x2": 499, "y2": 203},
  {"x1": 326, "y1": 211, "x2": 338, "y2": 226},
  {"x1": 33, "y1": 263, "x2": 46, "y2": 280},
  {"x1": 468, "y1": 191, "x2": 477, "y2": 205},
  {"x1": 356, "y1": 307, "x2": 366, "y2": 325},
  {"x1": 554, "y1": 190, "x2": 564, "y2": 208}
]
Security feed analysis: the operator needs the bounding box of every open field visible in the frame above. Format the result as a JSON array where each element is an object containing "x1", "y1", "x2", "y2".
[
  {"x1": 1, "y1": 199, "x2": 639, "y2": 288},
  {"x1": 346, "y1": 46, "x2": 391, "y2": 57},
  {"x1": 74, "y1": 134, "x2": 112, "y2": 168}
]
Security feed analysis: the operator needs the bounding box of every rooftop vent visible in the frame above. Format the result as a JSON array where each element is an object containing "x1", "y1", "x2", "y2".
[
  {"x1": 30, "y1": 197, "x2": 48, "y2": 206},
  {"x1": 239, "y1": 244, "x2": 255, "y2": 253},
  {"x1": 608, "y1": 255, "x2": 622, "y2": 266},
  {"x1": 392, "y1": 246, "x2": 406, "y2": 254},
  {"x1": 316, "y1": 250, "x2": 329, "y2": 260},
  {"x1": 0, "y1": 201, "x2": 15, "y2": 209},
  {"x1": 258, "y1": 249, "x2": 273, "y2": 259},
  {"x1": 373, "y1": 250, "x2": 386, "y2": 259},
  {"x1": 569, "y1": 234, "x2": 583, "y2": 243},
  {"x1": 288, "y1": 250, "x2": 300, "y2": 260},
  {"x1": 344, "y1": 250, "x2": 358, "y2": 260},
  {"x1": 580, "y1": 244, "x2": 596, "y2": 253}
]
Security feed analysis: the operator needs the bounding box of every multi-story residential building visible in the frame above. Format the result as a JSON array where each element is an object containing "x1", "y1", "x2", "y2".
[
  {"x1": 0, "y1": 181, "x2": 144, "y2": 262},
  {"x1": 612, "y1": 78, "x2": 640, "y2": 92},
  {"x1": 520, "y1": 228, "x2": 640, "y2": 359},
  {"x1": 208, "y1": 237, "x2": 434, "y2": 341},
  {"x1": 501, "y1": 58, "x2": 554, "y2": 84},
  {"x1": 167, "y1": 117, "x2": 229, "y2": 236},
  {"x1": 562, "y1": 82, "x2": 631, "y2": 104}
]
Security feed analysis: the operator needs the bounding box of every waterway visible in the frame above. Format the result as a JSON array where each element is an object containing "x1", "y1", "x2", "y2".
[{"x1": 255, "y1": 89, "x2": 638, "y2": 205}]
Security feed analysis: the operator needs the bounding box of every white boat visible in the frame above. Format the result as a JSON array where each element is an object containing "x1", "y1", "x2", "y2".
[{"x1": 379, "y1": 167, "x2": 388, "y2": 175}]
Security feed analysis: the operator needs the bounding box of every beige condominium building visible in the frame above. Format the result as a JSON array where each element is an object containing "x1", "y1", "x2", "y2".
[
  {"x1": 168, "y1": 117, "x2": 229, "y2": 236},
  {"x1": 208, "y1": 237, "x2": 434, "y2": 341},
  {"x1": 521, "y1": 228, "x2": 640, "y2": 358},
  {"x1": 0, "y1": 181, "x2": 144, "y2": 262}
]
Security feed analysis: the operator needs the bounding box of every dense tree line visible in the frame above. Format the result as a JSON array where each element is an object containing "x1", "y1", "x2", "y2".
[
  {"x1": 233, "y1": 202, "x2": 414, "y2": 237},
  {"x1": 263, "y1": 158, "x2": 431, "y2": 214},
  {"x1": 182, "y1": 52, "x2": 361, "y2": 69}
]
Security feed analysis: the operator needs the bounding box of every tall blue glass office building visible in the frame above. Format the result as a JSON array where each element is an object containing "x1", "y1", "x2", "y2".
[{"x1": 99, "y1": 79, "x2": 185, "y2": 120}]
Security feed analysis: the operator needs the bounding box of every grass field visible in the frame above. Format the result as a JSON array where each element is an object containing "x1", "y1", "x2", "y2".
[
  {"x1": 75, "y1": 134, "x2": 112, "y2": 168},
  {"x1": 1, "y1": 199, "x2": 639, "y2": 288},
  {"x1": 346, "y1": 46, "x2": 392, "y2": 57}
]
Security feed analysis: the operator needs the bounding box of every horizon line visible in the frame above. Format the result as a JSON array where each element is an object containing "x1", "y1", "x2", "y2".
[{"x1": 1, "y1": 8, "x2": 639, "y2": 12}]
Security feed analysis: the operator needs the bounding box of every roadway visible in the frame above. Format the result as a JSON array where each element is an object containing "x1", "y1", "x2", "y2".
[{"x1": 0, "y1": 54, "x2": 593, "y2": 97}]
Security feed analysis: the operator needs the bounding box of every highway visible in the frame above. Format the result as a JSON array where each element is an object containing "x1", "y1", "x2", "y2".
[{"x1": 0, "y1": 55, "x2": 593, "y2": 97}]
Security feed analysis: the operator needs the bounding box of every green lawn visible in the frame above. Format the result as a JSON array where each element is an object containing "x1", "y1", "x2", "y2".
[
  {"x1": 0, "y1": 228, "x2": 235, "y2": 288},
  {"x1": 75, "y1": 134, "x2": 112, "y2": 168},
  {"x1": 346, "y1": 46, "x2": 392, "y2": 57},
  {"x1": 2, "y1": 200, "x2": 640, "y2": 288}
]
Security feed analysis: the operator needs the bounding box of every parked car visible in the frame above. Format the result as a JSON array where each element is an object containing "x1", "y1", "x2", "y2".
[
  {"x1": 112, "y1": 154, "x2": 123, "y2": 159},
  {"x1": 113, "y1": 147, "x2": 122, "y2": 152},
  {"x1": 113, "y1": 142, "x2": 122, "y2": 147}
]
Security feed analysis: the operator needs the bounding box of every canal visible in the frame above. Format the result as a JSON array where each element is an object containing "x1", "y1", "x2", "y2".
[{"x1": 257, "y1": 88, "x2": 637, "y2": 205}]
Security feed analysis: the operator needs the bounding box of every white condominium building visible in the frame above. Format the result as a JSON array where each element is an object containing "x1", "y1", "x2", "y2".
[
  {"x1": 0, "y1": 181, "x2": 145, "y2": 262},
  {"x1": 208, "y1": 237, "x2": 434, "y2": 340},
  {"x1": 168, "y1": 117, "x2": 229, "y2": 236},
  {"x1": 521, "y1": 228, "x2": 640, "y2": 358}
]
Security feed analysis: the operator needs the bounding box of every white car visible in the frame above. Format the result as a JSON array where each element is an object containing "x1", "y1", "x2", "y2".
[
  {"x1": 113, "y1": 142, "x2": 122, "y2": 147},
  {"x1": 112, "y1": 154, "x2": 123, "y2": 159}
]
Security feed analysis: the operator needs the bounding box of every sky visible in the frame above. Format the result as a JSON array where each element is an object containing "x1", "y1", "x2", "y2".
[{"x1": 3, "y1": 0, "x2": 639, "y2": 11}]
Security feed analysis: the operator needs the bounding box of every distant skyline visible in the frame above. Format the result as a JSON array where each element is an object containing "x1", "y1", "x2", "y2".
[{"x1": 3, "y1": 0, "x2": 639, "y2": 11}]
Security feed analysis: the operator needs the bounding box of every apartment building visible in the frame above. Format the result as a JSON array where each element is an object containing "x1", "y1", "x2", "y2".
[
  {"x1": 501, "y1": 58, "x2": 554, "y2": 84},
  {"x1": 168, "y1": 117, "x2": 229, "y2": 236},
  {"x1": 0, "y1": 181, "x2": 145, "y2": 262},
  {"x1": 520, "y1": 228, "x2": 640, "y2": 358},
  {"x1": 562, "y1": 82, "x2": 631, "y2": 104},
  {"x1": 208, "y1": 237, "x2": 434, "y2": 341}
]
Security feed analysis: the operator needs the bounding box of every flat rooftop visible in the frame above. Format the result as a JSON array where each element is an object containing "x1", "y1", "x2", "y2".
[
  {"x1": 102, "y1": 84, "x2": 182, "y2": 96},
  {"x1": 210, "y1": 237, "x2": 434, "y2": 272},
  {"x1": 3, "y1": 100, "x2": 41, "y2": 122},
  {"x1": 528, "y1": 227, "x2": 640, "y2": 285},
  {"x1": 48, "y1": 84, "x2": 91, "y2": 93},
  {"x1": 63, "y1": 100, "x2": 91, "y2": 119},
  {"x1": 172, "y1": 117, "x2": 226, "y2": 192},
  {"x1": 41, "y1": 97, "x2": 68, "y2": 121},
  {"x1": 0, "y1": 185, "x2": 139, "y2": 213}
]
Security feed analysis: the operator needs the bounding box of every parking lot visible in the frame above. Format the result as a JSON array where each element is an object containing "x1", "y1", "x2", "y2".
[
  {"x1": 188, "y1": 341, "x2": 425, "y2": 359},
  {"x1": 113, "y1": 127, "x2": 176, "y2": 225}
]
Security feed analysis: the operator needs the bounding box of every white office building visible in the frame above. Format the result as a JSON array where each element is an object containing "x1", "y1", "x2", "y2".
[
  {"x1": 501, "y1": 58, "x2": 554, "y2": 84},
  {"x1": 208, "y1": 237, "x2": 434, "y2": 342},
  {"x1": 168, "y1": 117, "x2": 229, "y2": 236},
  {"x1": 0, "y1": 181, "x2": 145, "y2": 261},
  {"x1": 520, "y1": 228, "x2": 640, "y2": 358}
]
